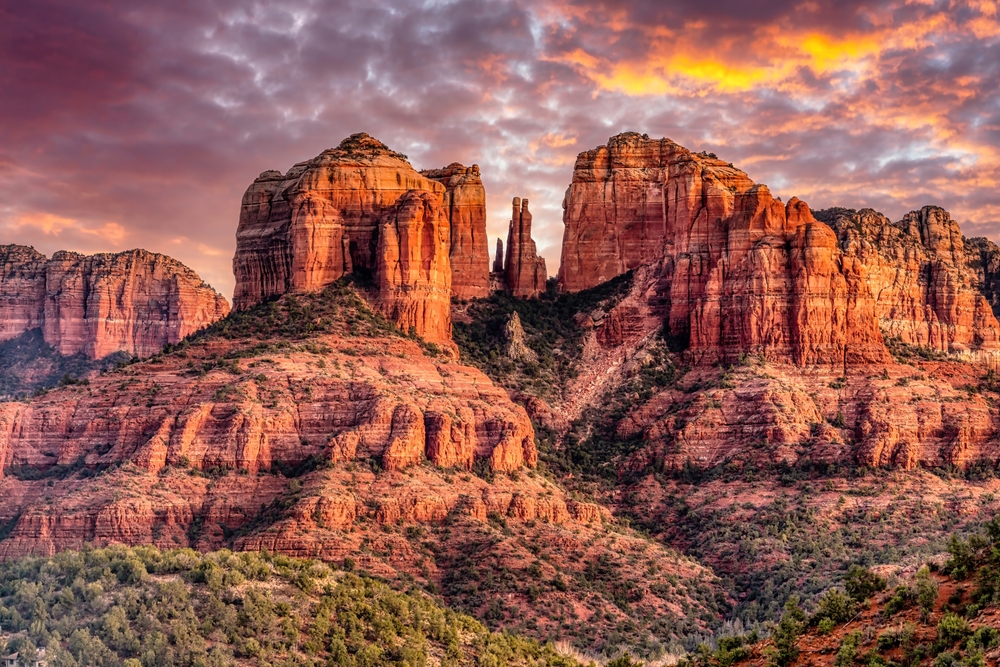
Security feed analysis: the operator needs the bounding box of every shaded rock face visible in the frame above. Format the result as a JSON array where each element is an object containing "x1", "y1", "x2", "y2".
[
  {"x1": 421, "y1": 163, "x2": 490, "y2": 300},
  {"x1": 557, "y1": 132, "x2": 1000, "y2": 366},
  {"x1": 233, "y1": 134, "x2": 490, "y2": 339},
  {"x1": 0, "y1": 245, "x2": 229, "y2": 359},
  {"x1": 503, "y1": 198, "x2": 548, "y2": 297}
]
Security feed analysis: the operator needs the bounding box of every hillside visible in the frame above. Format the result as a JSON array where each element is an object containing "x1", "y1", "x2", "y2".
[
  {"x1": 0, "y1": 544, "x2": 586, "y2": 667},
  {"x1": 0, "y1": 283, "x2": 725, "y2": 658},
  {"x1": 690, "y1": 519, "x2": 1000, "y2": 667}
]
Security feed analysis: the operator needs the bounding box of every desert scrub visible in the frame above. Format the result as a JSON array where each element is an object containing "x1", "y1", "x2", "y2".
[
  {"x1": 0, "y1": 545, "x2": 585, "y2": 667},
  {"x1": 452, "y1": 272, "x2": 634, "y2": 401}
]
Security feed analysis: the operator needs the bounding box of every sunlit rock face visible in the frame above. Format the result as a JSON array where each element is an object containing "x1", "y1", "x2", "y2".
[
  {"x1": 421, "y1": 163, "x2": 490, "y2": 300},
  {"x1": 0, "y1": 245, "x2": 229, "y2": 358},
  {"x1": 233, "y1": 134, "x2": 490, "y2": 342},
  {"x1": 558, "y1": 132, "x2": 1000, "y2": 366}
]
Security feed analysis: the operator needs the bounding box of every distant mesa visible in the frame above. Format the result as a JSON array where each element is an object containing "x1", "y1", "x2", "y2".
[{"x1": 0, "y1": 245, "x2": 229, "y2": 359}]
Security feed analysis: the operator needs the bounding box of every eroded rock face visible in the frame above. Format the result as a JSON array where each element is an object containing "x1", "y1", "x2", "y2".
[
  {"x1": 374, "y1": 190, "x2": 453, "y2": 343},
  {"x1": 0, "y1": 317, "x2": 534, "y2": 488},
  {"x1": 0, "y1": 246, "x2": 229, "y2": 358},
  {"x1": 557, "y1": 132, "x2": 1000, "y2": 366},
  {"x1": 421, "y1": 163, "x2": 490, "y2": 300},
  {"x1": 233, "y1": 134, "x2": 490, "y2": 340},
  {"x1": 828, "y1": 206, "x2": 1000, "y2": 354},
  {"x1": 503, "y1": 198, "x2": 548, "y2": 297}
]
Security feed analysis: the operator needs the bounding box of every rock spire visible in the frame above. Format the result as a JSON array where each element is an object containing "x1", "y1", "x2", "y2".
[{"x1": 503, "y1": 198, "x2": 548, "y2": 298}]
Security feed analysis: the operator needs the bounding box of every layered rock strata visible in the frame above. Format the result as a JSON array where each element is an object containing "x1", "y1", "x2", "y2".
[
  {"x1": 824, "y1": 206, "x2": 1000, "y2": 354},
  {"x1": 557, "y1": 132, "x2": 1000, "y2": 366},
  {"x1": 503, "y1": 198, "x2": 548, "y2": 298},
  {"x1": 374, "y1": 190, "x2": 453, "y2": 342},
  {"x1": 233, "y1": 134, "x2": 490, "y2": 340},
  {"x1": 421, "y1": 163, "x2": 491, "y2": 300},
  {"x1": 0, "y1": 246, "x2": 229, "y2": 358}
]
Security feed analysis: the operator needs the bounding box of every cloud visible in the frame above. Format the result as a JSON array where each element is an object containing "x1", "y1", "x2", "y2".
[
  {"x1": 0, "y1": 0, "x2": 998, "y2": 296},
  {"x1": 5, "y1": 213, "x2": 126, "y2": 248}
]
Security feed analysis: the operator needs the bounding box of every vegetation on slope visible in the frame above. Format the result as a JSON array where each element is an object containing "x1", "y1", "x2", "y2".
[
  {"x1": 0, "y1": 329, "x2": 127, "y2": 399},
  {"x1": 0, "y1": 545, "x2": 585, "y2": 667},
  {"x1": 679, "y1": 520, "x2": 1000, "y2": 667},
  {"x1": 452, "y1": 274, "x2": 633, "y2": 401}
]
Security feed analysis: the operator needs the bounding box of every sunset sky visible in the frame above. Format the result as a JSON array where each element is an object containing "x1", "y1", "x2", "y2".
[{"x1": 2, "y1": 0, "x2": 999, "y2": 297}]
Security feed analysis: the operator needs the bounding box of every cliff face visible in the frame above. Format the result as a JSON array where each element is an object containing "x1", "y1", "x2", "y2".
[
  {"x1": 421, "y1": 163, "x2": 491, "y2": 300},
  {"x1": 233, "y1": 134, "x2": 491, "y2": 339},
  {"x1": 827, "y1": 206, "x2": 1000, "y2": 354},
  {"x1": 557, "y1": 132, "x2": 1000, "y2": 366},
  {"x1": 0, "y1": 246, "x2": 229, "y2": 359},
  {"x1": 374, "y1": 190, "x2": 453, "y2": 343}
]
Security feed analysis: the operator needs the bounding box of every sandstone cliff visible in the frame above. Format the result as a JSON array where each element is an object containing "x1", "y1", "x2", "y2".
[
  {"x1": 233, "y1": 134, "x2": 490, "y2": 340},
  {"x1": 557, "y1": 132, "x2": 1000, "y2": 367},
  {"x1": 0, "y1": 245, "x2": 229, "y2": 359},
  {"x1": 421, "y1": 163, "x2": 491, "y2": 300},
  {"x1": 825, "y1": 206, "x2": 1000, "y2": 354}
]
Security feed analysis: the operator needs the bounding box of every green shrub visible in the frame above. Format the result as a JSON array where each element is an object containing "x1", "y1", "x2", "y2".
[
  {"x1": 834, "y1": 631, "x2": 862, "y2": 667},
  {"x1": 845, "y1": 564, "x2": 887, "y2": 601},
  {"x1": 936, "y1": 612, "x2": 971, "y2": 647},
  {"x1": 813, "y1": 588, "x2": 857, "y2": 625}
]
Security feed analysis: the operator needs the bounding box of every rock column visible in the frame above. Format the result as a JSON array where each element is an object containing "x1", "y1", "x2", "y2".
[{"x1": 503, "y1": 198, "x2": 547, "y2": 298}]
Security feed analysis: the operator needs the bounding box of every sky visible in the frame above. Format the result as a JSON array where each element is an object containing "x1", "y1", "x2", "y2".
[{"x1": 1, "y1": 0, "x2": 999, "y2": 299}]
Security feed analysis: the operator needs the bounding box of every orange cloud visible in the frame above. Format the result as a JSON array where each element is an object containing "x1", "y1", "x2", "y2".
[{"x1": 9, "y1": 212, "x2": 126, "y2": 245}]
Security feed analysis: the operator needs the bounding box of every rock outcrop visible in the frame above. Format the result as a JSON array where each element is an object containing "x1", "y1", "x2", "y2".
[
  {"x1": 421, "y1": 163, "x2": 490, "y2": 300},
  {"x1": 374, "y1": 190, "x2": 453, "y2": 342},
  {"x1": 503, "y1": 198, "x2": 548, "y2": 298},
  {"x1": 825, "y1": 206, "x2": 1000, "y2": 354},
  {"x1": 557, "y1": 132, "x2": 1000, "y2": 366},
  {"x1": 0, "y1": 246, "x2": 229, "y2": 359},
  {"x1": 493, "y1": 238, "x2": 504, "y2": 273},
  {"x1": 233, "y1": 134, "x2": 490, "y2": 341}
]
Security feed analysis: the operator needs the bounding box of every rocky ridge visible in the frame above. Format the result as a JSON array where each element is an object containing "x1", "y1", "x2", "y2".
[{"x1": 0, "y1": 245, "x2": 229, "y2": 359}]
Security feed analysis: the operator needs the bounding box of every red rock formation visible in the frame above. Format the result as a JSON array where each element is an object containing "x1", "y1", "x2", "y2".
[
  {"x1": 493, "y1": 238, "x2": 504, "y2": 273},
  {"x1": 234, "y1": 135, "x2": 492, "y2": 340},
  {"x1": 421, "y1": 163, "x2": 491, "y2": 300},
  {"x1": 557, "y1": 133, "x2": 999, "y2": 366},
  {"x1": 0, "y1": 245, "x2": 46, "y2": 341},
  {"x1": 0, "y1": 246, "x2": 229, "y2": 358},
  {"x1": 828, "y1": 206, "x2": 1000, "y2": 354},
  {"x1": 374, "y1": 190, "x2": 453, "y2": 343},
  {"x1": 503, "y1": 198, "x2": 548, "y2": 298},
  {"x1": 0, "y1": 293, "x2": 534, "y2": 486}
]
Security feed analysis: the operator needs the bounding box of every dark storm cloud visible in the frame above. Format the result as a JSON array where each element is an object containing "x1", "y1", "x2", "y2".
[{"x1": 1, "y1": 0, "x2": 998, "y2": 296}]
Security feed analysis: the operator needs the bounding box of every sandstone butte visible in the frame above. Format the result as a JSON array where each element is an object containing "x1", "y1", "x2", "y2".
[
  {"x1": 232, "y1": 133, "x2": 492, "y2": 344},
  {"x1": 0, "y1": 245, "x2": 229, "y2": 359},
  {"x1": 557, "y1": 132, "x2": 1000, "y2": 367}
]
